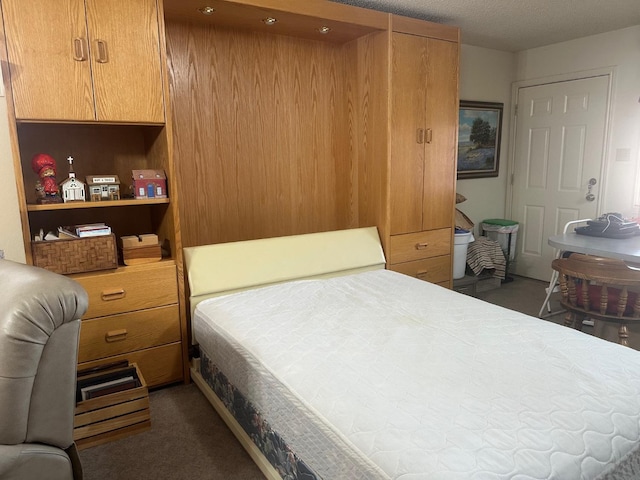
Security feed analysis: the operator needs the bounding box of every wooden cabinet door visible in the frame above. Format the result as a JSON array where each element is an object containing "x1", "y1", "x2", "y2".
[
  {"x1": 390, "y1": 33, "x2": 427, "y2": 235},
  {"x1": 2, "y1": 0, "x2": 95, "y2": 121},
  {"x1": 86, "y1": 0, "x2": 165, "y2": 123},
  {"x1": 422, "y1": 38, "x2": 458, "y2": 231}
]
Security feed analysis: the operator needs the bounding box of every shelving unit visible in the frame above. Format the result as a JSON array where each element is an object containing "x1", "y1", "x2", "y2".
[{"x1": 0, "y1": 0, "x2": 188, "y2": 389}]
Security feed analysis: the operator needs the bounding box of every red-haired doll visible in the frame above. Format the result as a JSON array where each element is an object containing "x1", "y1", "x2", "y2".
[{"x1": 31, "y1": 153, "x2": 63, "y2": 204}]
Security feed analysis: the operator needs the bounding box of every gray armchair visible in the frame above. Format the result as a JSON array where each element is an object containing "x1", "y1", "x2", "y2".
[{"x1": 0, "y1": 260, "x2": 88, "y2": 480}]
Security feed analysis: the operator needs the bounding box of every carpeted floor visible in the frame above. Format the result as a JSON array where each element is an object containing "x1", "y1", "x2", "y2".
[
  {"x1": 79, "y1": 275, "x2": 565, "y2": 480},
  {"x1": 79, "y1": 383, "x2": 264, "y2": 480}
]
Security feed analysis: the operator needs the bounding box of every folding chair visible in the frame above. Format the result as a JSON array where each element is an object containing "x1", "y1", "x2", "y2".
[{"x1": 538, "y1": 219, "x2": 592, "y2": 318}]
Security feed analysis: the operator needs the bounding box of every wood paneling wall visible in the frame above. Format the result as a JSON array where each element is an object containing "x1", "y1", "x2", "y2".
[{"x1": 166, "y1": 21, "x2": 360, "y2": 247}]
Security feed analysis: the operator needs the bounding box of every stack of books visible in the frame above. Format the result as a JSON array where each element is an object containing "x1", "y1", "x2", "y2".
[{"x1": 58, "y1": 223, "x2": 112, "y2": 239}]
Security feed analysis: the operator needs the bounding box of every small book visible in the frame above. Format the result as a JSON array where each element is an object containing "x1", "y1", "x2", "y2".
[{"x1": 62, "y1": 223, "x2": 112, "y2": 237}]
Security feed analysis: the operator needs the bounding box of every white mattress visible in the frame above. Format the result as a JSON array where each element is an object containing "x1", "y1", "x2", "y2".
[{"x1": 193, "y1": 269, "x2": 640, "y2": 479}]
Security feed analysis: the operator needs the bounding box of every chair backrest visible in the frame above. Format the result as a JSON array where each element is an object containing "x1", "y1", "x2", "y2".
[
  {"x1": 551, "y1": 253, "x2": 640, "y2": 319},
  {"x1": 0, "y1": 260, "x2": 88, "y2": 449}
]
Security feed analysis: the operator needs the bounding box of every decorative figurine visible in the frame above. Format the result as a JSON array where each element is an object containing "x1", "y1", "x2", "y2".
[
  {"x1": 59, "y1": 156, "x2": 86, "y2": 202},
  {"x1": 31, "y1": 153, "x2": 63, "y2": 204}
]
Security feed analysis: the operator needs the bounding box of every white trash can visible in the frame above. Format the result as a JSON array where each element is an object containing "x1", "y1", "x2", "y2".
[{"x1": 453, "y1": 229, "x2": 474, "y2": 280}]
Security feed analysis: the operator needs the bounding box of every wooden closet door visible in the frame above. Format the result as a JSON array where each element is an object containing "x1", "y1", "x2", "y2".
[
  {"x1": 86, "y1": 0, "x2": 165, "y2": 123},
  {"x1": 2, "y1": 0, "x2": 94, "y2": 121},
  {"x1": 390, "y1": 33, "x2": 428, "y2": 235},
  {"x1": 422, "y1": 38, "x2": 458, "y2": 231}
]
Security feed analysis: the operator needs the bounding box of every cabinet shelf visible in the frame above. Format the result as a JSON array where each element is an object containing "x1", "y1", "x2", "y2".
[{"x1": 26, "y1": 198, "x2": 170, "y2": 212}]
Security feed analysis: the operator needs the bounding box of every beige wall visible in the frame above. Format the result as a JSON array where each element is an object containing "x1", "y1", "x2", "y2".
[
  {"x1": 455, "y1": 44, "x2": 517, "y2": 235},
  {"x1": 0, "y1": 77, "x2": 25, "y2": 263}
]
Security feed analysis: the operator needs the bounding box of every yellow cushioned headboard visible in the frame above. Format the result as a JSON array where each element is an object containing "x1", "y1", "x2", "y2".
[{"x1": 183, "y1": 227, "x2": 385, "y2": 314}]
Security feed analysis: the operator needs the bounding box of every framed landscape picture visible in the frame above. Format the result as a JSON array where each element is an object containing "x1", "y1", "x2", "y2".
[{"x1": 457, "y1": 100, "x2": 503, "y2": 179}]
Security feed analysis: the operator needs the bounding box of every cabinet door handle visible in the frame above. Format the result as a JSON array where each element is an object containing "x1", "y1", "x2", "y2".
[
  {"x1": 73, "y1": 38, "x2": 88, "y2": 61},
  {"x1": 95, "y1": 39, "x2": 109, "y2": 63},
  {"x1": 416, "y1": 128, "x2": 425, "y2": 144},
  {"x1": 415, "y1": 242, "x2": 429, "y2": 250},
  {"x1": 105, "y1": 329, "x2": 128, "y2": 343},
  {"x1": 101, "y1": 288, "x2": 126, "y2": 301},
  {"x1": 425, "y1": 128, "x2": 433, "y2": 144}
]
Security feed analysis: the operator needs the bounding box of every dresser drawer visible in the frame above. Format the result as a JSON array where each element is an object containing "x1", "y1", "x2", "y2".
[
  {"x1": 388, "y1": 229, "x2": 451, "y2": 264},
  {"x1": 78, "y1": 342, "x2": 183, "y2": 388},
  {"x1": 78, "y1": 305, "x2": 181, "y2": 363},
  {"x1": 73, "y1": 262, "x2": 178, "y2": 319},
  {"x1": 388, "y1": 255, "x2": 451, "y2": 284}
]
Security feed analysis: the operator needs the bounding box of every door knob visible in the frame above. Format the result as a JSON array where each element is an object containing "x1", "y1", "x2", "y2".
[{"x1": 586, "y1": 178, "x2": 597, "y2": 201}]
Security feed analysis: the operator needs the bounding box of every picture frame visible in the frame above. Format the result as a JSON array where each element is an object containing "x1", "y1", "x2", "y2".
[{"x1": 457, "y1": 100, "x2": 503, "y2": 179}]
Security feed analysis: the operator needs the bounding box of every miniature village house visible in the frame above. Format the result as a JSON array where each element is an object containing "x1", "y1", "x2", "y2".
[
  {"x1": 86, "y1": 175, "x2": 121, "y2": 201},
  {"x1": 132, "y1": 169, "x2": 167, "y2": 200},
  {"x1": 59, "y1": 156, "x2": 86, "y2": 202},
  {"x1": 60, "y1": 176, "x2": 86, "y2": 202}
]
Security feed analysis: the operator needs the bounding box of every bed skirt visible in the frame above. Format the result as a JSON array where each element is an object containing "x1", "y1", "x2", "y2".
[{"x1": 199, "y1": 353, "x2": 318, "y2": 480}]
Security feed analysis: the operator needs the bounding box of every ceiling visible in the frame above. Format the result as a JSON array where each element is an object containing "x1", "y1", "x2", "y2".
[{"x1": 330, "y1": 0, "x2": 640, "y2": 52}]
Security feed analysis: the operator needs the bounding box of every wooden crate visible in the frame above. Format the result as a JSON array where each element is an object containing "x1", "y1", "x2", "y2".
[
  {"x1": 74, "y1": 363, "x2": 150, "y2": 450},
  {"x1": 32, "y1": 234, "x2": 118, "y2": 275}
]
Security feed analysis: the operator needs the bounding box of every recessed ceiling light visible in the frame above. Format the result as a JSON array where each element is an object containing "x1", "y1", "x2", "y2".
[
  {"x1": 318, "y1": 26, "x2": 331, "y2": 34},
  {"x1": 262, "y1": 17, "x2": 278, "y2": 26},
  {"x1": 198, "y1": 6, "x2": 215, "y2": 15}
]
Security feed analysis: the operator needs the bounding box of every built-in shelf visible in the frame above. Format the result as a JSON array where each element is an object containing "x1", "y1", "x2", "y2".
[{"x1": 26, "y1": 198, "x2": 170, "y2": 212}]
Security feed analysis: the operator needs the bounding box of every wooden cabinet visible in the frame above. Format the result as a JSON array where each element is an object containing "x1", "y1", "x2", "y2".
[
  {"x1": 2, "y1": 0, "x2": 164, "y2": 123},
  {"x1": 386, "y1": 29, "x2": 459, "y2": 286},
  {"x1": 0, "y1": 0, "x2": 187, "y2": 388},
  {"x1": 353, "y1": 18, "x2": 459, "y2": 288}
]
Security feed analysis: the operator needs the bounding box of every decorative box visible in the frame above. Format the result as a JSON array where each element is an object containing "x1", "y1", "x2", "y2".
[
  {"x1": 31, "y1": 234, "x2": 118, "y2": 275},
  {"x1": 119, "y1": 234, "x2": 162, "y2": 266}
]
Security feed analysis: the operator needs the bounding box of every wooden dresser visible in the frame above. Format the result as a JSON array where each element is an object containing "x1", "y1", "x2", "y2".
[{"x1": 73, "y1": 261, "x2": 183, "y2": 387}]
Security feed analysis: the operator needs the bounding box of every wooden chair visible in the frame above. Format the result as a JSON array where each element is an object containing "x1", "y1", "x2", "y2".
[{"x1": 551, "y1": 253, "x2": 640, "y2": 346}]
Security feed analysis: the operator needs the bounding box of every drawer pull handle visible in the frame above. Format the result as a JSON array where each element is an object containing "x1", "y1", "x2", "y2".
[
  {"x1": 416, "y1": 270, "x2": 429, "y2": 279},
  {"x1": 101, "y1": 288, "x2": 126, "y2": 301},
  {"x1": 415, "y1": 242, "x2": 429, "y2": 250},
  {"x1": 105, "y1": 329, "x2": 128, "y2": 343}
]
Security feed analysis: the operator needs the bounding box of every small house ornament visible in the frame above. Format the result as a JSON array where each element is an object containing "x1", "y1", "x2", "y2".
[
  {"x1": 59, "y1": 156, "x2": 86, "y2": 202},
  {"x1": 132, "y1": 169, "x2": 167, "y2": 199},
  {"x1": 86, "y1": 175, "x2": 121, "y2": 201}
]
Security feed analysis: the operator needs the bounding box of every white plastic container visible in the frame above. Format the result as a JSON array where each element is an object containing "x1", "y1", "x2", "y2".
[{"x1": 453, "y1": 230, "x2": 474, "y2": 279}]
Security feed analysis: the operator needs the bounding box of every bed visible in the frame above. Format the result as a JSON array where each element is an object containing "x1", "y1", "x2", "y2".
[{"x1": 184, "y1": 227, "x2": 640, "y2": 479}]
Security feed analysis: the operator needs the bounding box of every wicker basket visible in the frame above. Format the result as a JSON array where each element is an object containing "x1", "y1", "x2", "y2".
[{"x1": 32, "y1": 234, "x2": 118, "y2": 275}]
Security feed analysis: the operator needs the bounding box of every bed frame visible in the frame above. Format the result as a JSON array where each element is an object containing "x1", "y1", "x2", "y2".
[{"x1": 183, "y1": 227, "x2": 386, "y2": 479}]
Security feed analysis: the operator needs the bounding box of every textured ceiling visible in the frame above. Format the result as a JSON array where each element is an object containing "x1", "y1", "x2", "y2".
[{"x1": 330, "y1": 0, "x2": 640, "y2": 51}]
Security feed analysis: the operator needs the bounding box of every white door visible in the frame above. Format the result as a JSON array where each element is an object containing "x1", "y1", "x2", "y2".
[{"x1": 511, "y1": 75, "x2": 610, "y2": 281}]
